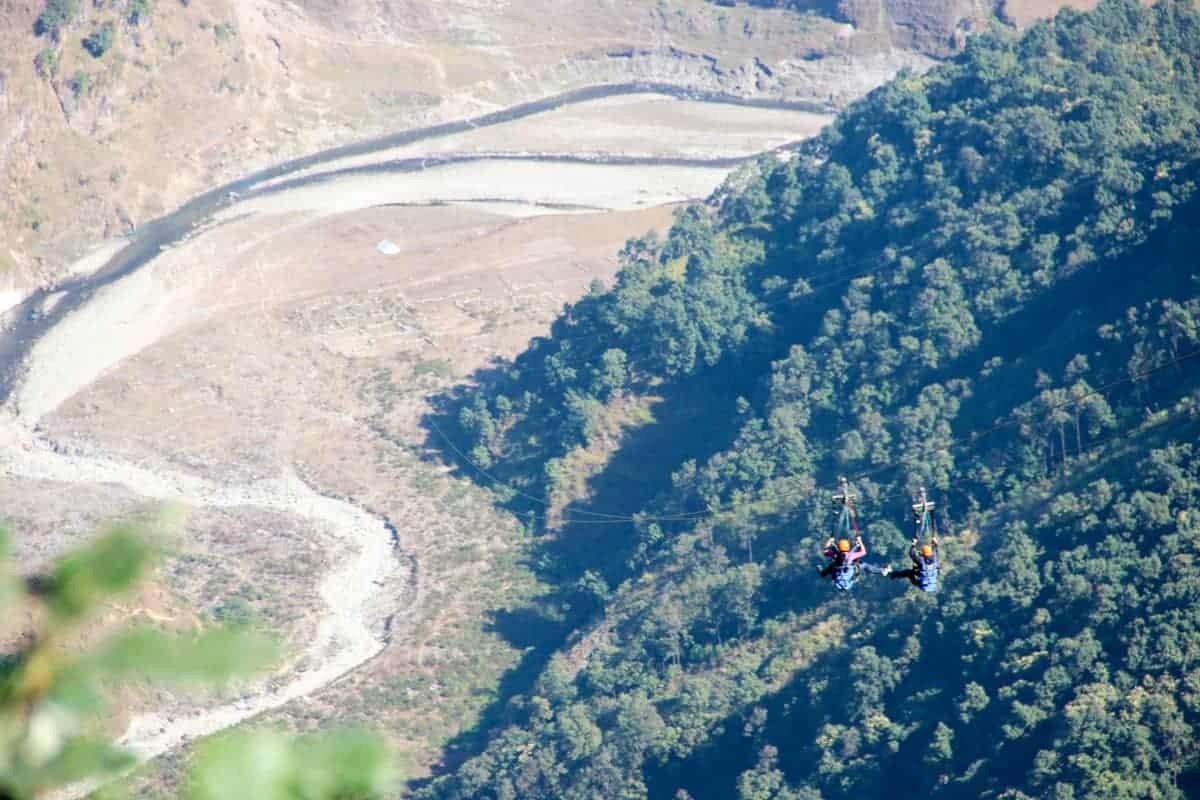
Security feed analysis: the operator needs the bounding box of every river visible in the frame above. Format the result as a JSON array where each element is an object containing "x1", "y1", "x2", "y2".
[{"x1": 0, "y1": 83, "x2": 829, "y2": 401}]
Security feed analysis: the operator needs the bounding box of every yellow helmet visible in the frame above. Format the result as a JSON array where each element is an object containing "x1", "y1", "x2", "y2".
[
  {"x1": 921, "y1": 544, "x2": 934, "y2": 558},
  {"x1": 838, "y1": 539, "x2": 851, "y2": 552}
]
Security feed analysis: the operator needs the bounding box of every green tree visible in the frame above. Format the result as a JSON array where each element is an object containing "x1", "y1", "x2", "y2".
[
  {"x1": 34, "y1": 0, "x2": 78, "y2": 39},
  {"x1": 737, "y1": 746, "x2": 805, "y2": 800},
  {"x1": 82, "y1": 22, "x2": 116, "y2": 59}
]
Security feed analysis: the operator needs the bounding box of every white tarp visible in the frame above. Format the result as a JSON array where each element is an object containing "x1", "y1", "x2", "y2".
[{"x1": 376, "y1": 239, "x2": 401, "y2": 255}]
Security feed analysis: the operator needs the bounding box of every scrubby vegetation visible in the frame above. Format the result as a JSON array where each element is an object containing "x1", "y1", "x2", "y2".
[
  {"x1": 82, "y1": 22, "x2": 115, "y2": 59},
  {"x1": 33, "y1": 0, "x2": 79, "y2": 40},
  {"x1": 127, "y1": 0, "x2": 153, "y2": 26},
  {"x1": 33, "y1": 47, "x2": 60, "y2": 79},
  {"x1": 421, "y1": 2, "x2": 1200, "y2": 797}
]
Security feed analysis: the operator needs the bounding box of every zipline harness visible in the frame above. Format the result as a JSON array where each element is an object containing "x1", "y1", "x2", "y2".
[{"x1": 832, "y1": 477, "x2": 862, "y2": 590}]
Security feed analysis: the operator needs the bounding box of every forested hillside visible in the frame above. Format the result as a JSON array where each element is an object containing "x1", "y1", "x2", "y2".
[{"x1": 421, "y1": 2, "x2": 1200, "y2": 797}]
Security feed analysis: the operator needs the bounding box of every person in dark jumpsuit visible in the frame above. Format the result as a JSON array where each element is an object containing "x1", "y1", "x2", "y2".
[{"x1": 887, "y1": 535, "x2": 939, "y2": 592}]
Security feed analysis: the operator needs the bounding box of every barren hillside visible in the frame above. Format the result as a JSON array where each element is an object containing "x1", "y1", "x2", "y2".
[
  {"x1": 0, "y1": 0, "x2": 864, "y2": 292},
  {"x1": 0, "y1": 0, "x2": 1099, "y2": 301}
]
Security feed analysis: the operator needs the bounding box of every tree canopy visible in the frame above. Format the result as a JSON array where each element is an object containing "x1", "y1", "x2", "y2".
[{"x1": 420, "y1": 2, "x2": 1200, "y2": 798}]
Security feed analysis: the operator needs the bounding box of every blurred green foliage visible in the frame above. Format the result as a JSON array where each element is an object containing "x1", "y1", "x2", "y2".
[
  {"x1": 0, "y1": 510, "x2": 398, "y2": 799},
  {"x1": 188, "y1": 729, "x2": 397, "y2": 800}
]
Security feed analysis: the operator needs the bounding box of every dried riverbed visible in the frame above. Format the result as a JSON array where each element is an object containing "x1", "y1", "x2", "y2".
[{"x1": 0, "y1": 87, "x2": 831, "y2": 778}]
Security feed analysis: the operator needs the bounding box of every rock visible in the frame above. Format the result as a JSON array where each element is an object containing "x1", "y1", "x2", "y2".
[
  {"x1": 837, "y1": 0, "x2": 998, "y2": 55},
  {"x1": 999, "y1": 0, "x2": 1099, "y2": 29}
]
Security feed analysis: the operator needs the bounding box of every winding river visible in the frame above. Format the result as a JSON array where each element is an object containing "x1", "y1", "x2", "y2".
[
  {"x1": 0, "y1": 83, "x2": 828, "y2": 399},
  {"x1": 1, "y1": 82, "x2": 831, "y2": 779}
]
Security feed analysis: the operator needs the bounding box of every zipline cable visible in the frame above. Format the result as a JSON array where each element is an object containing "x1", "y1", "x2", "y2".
[
  {"x1": 427, "y1": 341, "x2": 1200, "y2": 525},
  {"x1": 638, "y1": 343, "x2": 1200, "y2": 524}
]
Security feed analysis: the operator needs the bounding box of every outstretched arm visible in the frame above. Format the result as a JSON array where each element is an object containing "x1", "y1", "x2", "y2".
[{"x1": 847, "y1": 536, "x2": 867, "y2": 563}]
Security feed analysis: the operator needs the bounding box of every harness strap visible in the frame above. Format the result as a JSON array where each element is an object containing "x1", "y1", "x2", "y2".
[{"x1": 913, "y1": 487, "x2": 936, "y2": 540}]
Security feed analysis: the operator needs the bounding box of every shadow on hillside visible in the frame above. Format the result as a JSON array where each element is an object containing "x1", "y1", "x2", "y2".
[
  {"x1": 421, "y1": 352, "x2": 757, "y2": 573},
  {"x1": 411, "y1": 356, "x2": 757, "y2": 781},
  {"x1": 953, "y1": 190, "x2": 1200, "y2": 444},
  {"x1": 543, "y1": 378, "x2": 743, "y2": 584},
  {"x1": 415, "y1": 602, "x2": 573, "y2": 779}
]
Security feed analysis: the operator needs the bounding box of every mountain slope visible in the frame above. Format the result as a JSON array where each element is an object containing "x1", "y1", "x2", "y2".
[{"x1": 419, "y1": 1, "x2": 1200, "y2": 797}]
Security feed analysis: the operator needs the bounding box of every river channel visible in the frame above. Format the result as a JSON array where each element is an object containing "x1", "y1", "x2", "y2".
[
  {"x1": 2, "y1": 81, "x2": 833, "y2": 781},
  {"x1": 0, "y1": 83, "x2": 830, "y2": 401}
]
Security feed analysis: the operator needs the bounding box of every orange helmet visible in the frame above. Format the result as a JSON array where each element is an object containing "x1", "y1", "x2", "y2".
[
  {"x1": 921, "y1": 544, "x2": 934, "y2": 558},
  {"x1": 838, "y1": 539, "x2": 851, "y2": 552}
]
